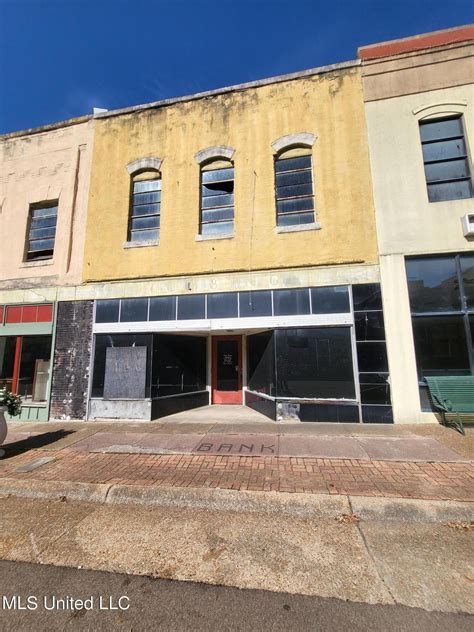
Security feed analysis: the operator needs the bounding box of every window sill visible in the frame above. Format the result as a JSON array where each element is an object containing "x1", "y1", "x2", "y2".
[
  {"x1": 20, "y1": 259, "x2": 54, "y2": 268},
  {"x1": 123, "y1": 240, "x2": 159, "y2": 249},
  {"x1": 276, "y1": 222, "x2": 321, "y2": 234},
  {"x1": 195, "y1": 233, "x2": 235, "y2": 242}
]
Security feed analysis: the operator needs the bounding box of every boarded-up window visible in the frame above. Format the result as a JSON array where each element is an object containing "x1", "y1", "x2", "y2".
[{"x1": 103, "y1": 346, "x2": 148, "y2": 399}]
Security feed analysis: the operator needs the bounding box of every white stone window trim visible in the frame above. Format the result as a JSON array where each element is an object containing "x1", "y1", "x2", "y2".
[
  {"x1": 123, "y1": 240, "x2": 159, "y2": 249},
  {"x1": 194, "y1": 146, "x2": 235, "y2": 164},
  {"x1": 412, "y1": 101, "x2": 468, "y2": 121},
  {"x1": 126, "y1": 157, "x2": 163, "y2": 175},
  {"x1": 271, "y1": 132, "x2": 317, "y2": 154},
  {"x1": 195, "y1": 232, "x2": 235, "y2": 242},
  {"x1": 20, "y1": 259, "x2": 55, "y2": 268},
  {"x1": 276, "y1": 221, "x2": 321, "y2": 234}
]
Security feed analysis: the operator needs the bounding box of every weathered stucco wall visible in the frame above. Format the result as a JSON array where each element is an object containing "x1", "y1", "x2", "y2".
[
  {"x1": 0, "y1": 120, "x2": 94, "y2": 289},
  {"x1": 365, "y1": 85, "x2": 473, "y2": 257},
  {"x1": 83, "y1": 67, "x2": 378, "y2": 282}
]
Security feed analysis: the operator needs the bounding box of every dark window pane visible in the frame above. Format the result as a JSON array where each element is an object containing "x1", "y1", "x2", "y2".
[
  {"x1": 419, "y1": 117, "x2": 463, "y2": 142},
  {"x1": 360, "y1": 375, "x2": 391, "y2": 404},
  {"x1": 412, "y1": 315, "x2": 470, "y2": 376},
  {"x1": 0, "y1": 337, "x2": 17, "y2": 391},
  {"x1": 29, "y1": 226, "x2": 56, "y2": 240},
  {"x1": 95, "y1": 300, "x2": 120, "y2": 323},
  {"x1": 131, "y1": 202, "x2": 160, "y2": 217},
  {"x1": 277, "y1": 197, "x2": 314, "y2": 214},
  {"x1": 427, "y1": 179, "x2": 472, "y2": 202},
  {"x1": 28, "y1": 238, "x2": 55, "y2": 252},
  {"x1": 276, "y1": 182, "x2": 313, "y2": 199},
  {"x1": 247, "y1": 331, "x2": 275, "y2": 396},
  {"x1": 277, "y1": 212, "x2": 315, "y2": 226},
  {"x1": 130, "y1": 215, "x2": 160, "y2": 230},
  {"x1": 92, "y1": 334, "x2": 152, "y2": 398},
  {"x1": 207, "y1": 293, "x2": 238, "y2": 319},
  {"x1": 357, "y1": 342, "x2": 389, "y2": 372},
  {"x1": 275, "y1": 155, "x2": 312, "y2": 173},
  {"x1": 149, "y1": 296, "x2": 176, "y2": 321},
  {"x1": 177, "y1": 294, "x2": 206, "y2": 320},
  {"x1": 276, "y1": 169, "x2": 312, "y2": 188},
  {"x1": 461, "y1": 255, "x2": 474, "y2": 310},
  {"x1": 422, "y1": 137, "x2": 467, "y2": 162},
  {"x1": 202, "y1": 193, "x2": 234, "y2": 208},
  {"x1": 201, "y1": 208, "x2": 234, "y2": 223},
  {"x1": 30, "y1": 216, "x2": 57, "y2": 229},
  {"x1": 406, "y1": 257, "x2": 460, "y2": 312},
  {"x1": 273, "y1": 289, "x2": 310, "y2": 316},
  {"x1": 120, "y1": 298, "x2": 149, "y2": 322},
  {"x1": 299, "y1": 403, "x2": 360, "y2": 423},
  {"x1": 352, "y1": 284, "x2": 383, "y2": 311},
  {"x1": 275, "y1": 327, "x2": 356, "y2": 399},
  {"x1": 311, "y1": 286, "x2": 350, "y2": 314},
  {"x1": 424, "y1": 158, "x2": 469, "y2": 183},
  {"x1": 129, "y1": 229, "x2": 159, "y2": 242},
  {"x1": 470, "y1": 315, "x2": 474, "y2": 346},
  {"x1": 133, "y1": 190, "x2": 161, "y2": 205},
  {"x1": 201, "y1": 168, "x2": 234, "y2": 183},
  {"x1": 355, "y1": 311, "x2": 385, "y2": 341},
  {"x1": 152, "y1": 334, "x2": 206, "y2": 397},
  {"x1": 239, "y1": 291, "x2": 273, "y2": 317},
  {"x1": 201, "y1": 221, "x2": 234, "y2": 235},
  {"x1": 31, "y1": 205, "x2": 58, "y2": 219},
  {"x1": 362, "y1": 405, "x2": 393, "y2": 424},
  {"x1": 18, "y1": 335, "x2": 52, "y2": 402}
]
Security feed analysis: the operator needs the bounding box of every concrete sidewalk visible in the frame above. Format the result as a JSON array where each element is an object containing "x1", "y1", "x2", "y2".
[{"x1": 0, "y1": 417, "x2": 473, "y2": 503}]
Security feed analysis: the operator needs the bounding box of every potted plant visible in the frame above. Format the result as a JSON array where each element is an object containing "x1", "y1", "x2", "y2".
[{"x1": 0, "y1": 386, "x2": 22, "y2": 457}]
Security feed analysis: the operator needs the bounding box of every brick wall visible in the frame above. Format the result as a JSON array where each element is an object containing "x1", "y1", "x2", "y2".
[{"x1": 50, "y1": 300, "x2": 93, "y2": 420}]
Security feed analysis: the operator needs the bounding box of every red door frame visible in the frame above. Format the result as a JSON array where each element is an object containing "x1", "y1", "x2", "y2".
[{"x1": 211, "y1": 335, "x2": 243, "y2": 404}]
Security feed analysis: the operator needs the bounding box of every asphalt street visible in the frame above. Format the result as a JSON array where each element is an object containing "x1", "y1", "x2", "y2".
[{"x1": 0, "y1": 560, "x2": 471, "y2": 632}]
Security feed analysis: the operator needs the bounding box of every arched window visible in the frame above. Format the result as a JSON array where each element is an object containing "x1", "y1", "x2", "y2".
[
  {"x1": 200, "y1": 158, "x2": 234, "y2": 236},
  {"x1": 413, "y1": 104, "x2": 472, "y2": 203},
  {"x1": 272, "y1": 133, "x2": 316, "y2": 228},
  {"x1": 126, "y1": 158, "x2": 162, "y2": 243}
]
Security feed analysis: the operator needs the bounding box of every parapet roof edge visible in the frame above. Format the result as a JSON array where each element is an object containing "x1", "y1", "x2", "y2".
[
  {"x1": 358, "y1": 24, "x2": 474, "y2": 59},
  {"x1": 94, "y1": 59, "x2": 360, "y2": 121},
  {"x1": 0, "y1": 114, "x2": 93, "y2": 141}
]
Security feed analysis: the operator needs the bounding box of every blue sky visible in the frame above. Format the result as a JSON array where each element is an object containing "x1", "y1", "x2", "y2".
[{"x1": 0, "y1": 0, "x2": 472, "y2": 133}]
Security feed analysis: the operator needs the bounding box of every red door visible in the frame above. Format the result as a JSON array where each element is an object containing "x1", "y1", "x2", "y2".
[{"x1": 212, "y1": 336, "x2": 242, "y2": 404}]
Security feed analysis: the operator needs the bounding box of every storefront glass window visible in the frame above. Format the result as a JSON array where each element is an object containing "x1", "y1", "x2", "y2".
[
  {"x1": 310, "y1": 286, "x2": 350, "y2": 314},
  {"x1": 406, "y1": 257, "x2": 460, "y2": 312},
  {"x1": 461, "y1": 255, "x2": 474, "y2": 310},
  {"x1": 18, "y1": 336, "x2": 52, "y2": 402},
  {"x1": 239, "y1": 291, "x2": 272, "y2": 317},
  {"x1": 273, "y1": 289, "x2": 310, "y2": 316},
  {"x1": 275, "y1": 327, "x2": 355, "y2": 399},
  {"x1": 247, "y1": 331, "x2": 275, "y2": 396},
  {"x1": 0, "y1": 337, "x2": 17, "y2": 391},
  {"x1": 152, "y1": 335, "x2": 206, "y2": 398}
]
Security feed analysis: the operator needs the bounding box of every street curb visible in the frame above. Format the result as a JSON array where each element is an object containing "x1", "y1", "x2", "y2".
[{"x1": 0, "y1": 477, "x2": 472, "y2": 523}]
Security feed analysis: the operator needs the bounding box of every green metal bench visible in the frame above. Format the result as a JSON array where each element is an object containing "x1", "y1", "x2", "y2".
[{"x1": 425, "y1": 376, "x2": 474, "y2": 435}]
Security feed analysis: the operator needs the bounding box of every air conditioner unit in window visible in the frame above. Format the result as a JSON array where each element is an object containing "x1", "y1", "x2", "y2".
[{"x1": 462, "y1": 213, "x2": 474, "y2": 238}]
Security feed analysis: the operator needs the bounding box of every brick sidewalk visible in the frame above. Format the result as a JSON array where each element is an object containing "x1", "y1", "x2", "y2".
[{"x1": 0, "y1": 447, "x2": 472, "y2": 501}]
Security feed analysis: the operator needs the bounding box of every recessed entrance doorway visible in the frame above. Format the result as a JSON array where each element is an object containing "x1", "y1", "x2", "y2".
[{"x1": 211, "y1": 335, "x2": 243, "y2": 404}]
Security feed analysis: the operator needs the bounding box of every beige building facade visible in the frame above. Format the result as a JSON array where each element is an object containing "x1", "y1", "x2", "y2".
[{"x1": 360, "y1": 26, "x2": 474, "y2": 423}]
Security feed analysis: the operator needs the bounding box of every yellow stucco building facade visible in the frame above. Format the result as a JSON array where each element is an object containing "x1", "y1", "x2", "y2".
[{"x1": 84, "y1": 64, "x2": 377, "y2": 283}]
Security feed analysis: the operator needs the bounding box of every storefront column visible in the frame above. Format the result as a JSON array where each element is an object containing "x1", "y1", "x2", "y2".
[
  {"x1": 380, "y1": 254, "x2": 436, "y2": 424},
  {"x1": 11, "y1": 336, "x2": 22, "y2": 394}
]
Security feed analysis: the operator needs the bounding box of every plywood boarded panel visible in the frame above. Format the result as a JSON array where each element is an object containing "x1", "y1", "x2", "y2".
[{"x1": 104, "y1": 346, "x2": 147, "y2": 399}]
